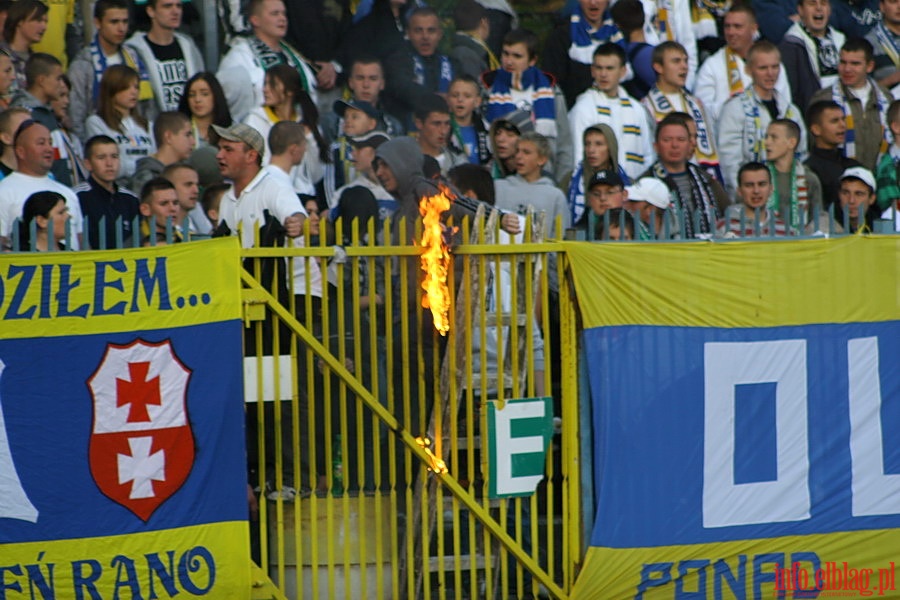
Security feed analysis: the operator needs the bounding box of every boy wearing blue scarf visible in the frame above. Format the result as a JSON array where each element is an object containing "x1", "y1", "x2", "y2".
[
  {"x1": 68, "y1": 0, "x2": 153, "y2": 142},
  {"x1": 484, "y1": 28, "x2": 574, "y2": 181}
]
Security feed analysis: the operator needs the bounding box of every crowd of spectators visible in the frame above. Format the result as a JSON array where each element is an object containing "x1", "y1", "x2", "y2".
[{"x1": 0, "y1": 0, "x2": 895, "y2": 254}]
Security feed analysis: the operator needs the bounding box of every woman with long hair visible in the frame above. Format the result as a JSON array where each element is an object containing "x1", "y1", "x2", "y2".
[
  {"x1": 178, "y1": 72, "x2": 232, "y2": 186},
  {"x1": 85, "y1": 65, "x2": 155, "y2": 186},
  {"x1": 565, "y1": 124, "x2": 630, "y2": 229},
  {"x1": 17, "y1": 190, "x2": 69, "y2": 251},
  {"x1": 244, "y1": 64, "x2": 329, "y2": 196},
  {"x1": 178, "y1": 71, "x2": 232, "y2": 147},
  {"x1": 1, "y1": 0, "x2": 48, "y2": 92}
]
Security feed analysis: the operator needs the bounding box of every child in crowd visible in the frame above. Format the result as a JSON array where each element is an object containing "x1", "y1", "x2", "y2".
[
  {"x1": 764, "y1": 119, "x2": 823, "y2": 231},
  {"x1": 566, "y1": 124, "x2": 628, "y2": 227},
  {"x1": 483, "y1": 28, "x2": 572, "y2": 179},
  {"x1": 595, "y1": 207, "x2": 635, "y2": 240},
  {"x1": 487, "y1": 109, "x2": 532, "y2": 179},
  {"x1": 132, "y1": 111, "x2": 194, "y2": 194},
  {"x1": 838, "y1": 166, "x2": 878, "y2": 233},
  {"x1": 626, "y1": 177, "x2": 672, "y2": 237},
  {"x1": 138, "y1": 176, "x2": 181, "y2": 244},
  {"x1": 325, "y1": 98, "x2": 381, "y2": 206},
  {"x1": 447, "y1": 75, "x2": 491, "y2": 165},
  {"x1": 75, "y1": 134, "x2": 140, "y2": 248},
  {"x1": 718, "y1": 162, "x2": 788, "y2": 237},
  {"x1": 583, "y1": 169, "x2": 628, "y2": 239},
  {"x1": 495, "y1": 131, "x2": 569, "y2": 233}
]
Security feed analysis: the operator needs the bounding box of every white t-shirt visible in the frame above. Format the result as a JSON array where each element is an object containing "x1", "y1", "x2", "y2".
[
  {"x1": 220, "y1": 166, "x2": 306, "y2": 248},
  {"x1": 0, "y1": 172, "x2": 84, "y2": 248}
]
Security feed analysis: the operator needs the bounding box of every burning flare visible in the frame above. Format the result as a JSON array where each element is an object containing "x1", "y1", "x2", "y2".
[{"x1": 419, "y1": 185, "x2": 456, "y2": 336}]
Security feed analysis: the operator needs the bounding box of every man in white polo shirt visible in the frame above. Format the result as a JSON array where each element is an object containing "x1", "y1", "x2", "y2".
[{"x1": 213, "y1": 122, "x2": 306, "y2": 247}]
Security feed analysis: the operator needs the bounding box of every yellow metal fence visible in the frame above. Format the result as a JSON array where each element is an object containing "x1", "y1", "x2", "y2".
[{"x1": 241, "y1": 210, "x2": 581, "y2": 599}]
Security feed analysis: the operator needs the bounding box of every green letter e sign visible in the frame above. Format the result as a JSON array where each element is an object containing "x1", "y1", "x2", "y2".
[{"x1": 486, "y1": 396, "x2": 553, "y2": 498}]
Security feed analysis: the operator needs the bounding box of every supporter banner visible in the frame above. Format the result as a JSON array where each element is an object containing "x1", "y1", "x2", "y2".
[
  {"x1": 0, "y1": 239, "x2": 250, "y2": 598},
  {"x1": 566, "y1": 237, "x2": 900, "y2": 599}
]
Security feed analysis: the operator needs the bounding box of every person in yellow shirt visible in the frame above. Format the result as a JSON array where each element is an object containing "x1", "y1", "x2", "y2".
[{"x1": 31, "y1": 0, "x2": 76, "y2": 69}]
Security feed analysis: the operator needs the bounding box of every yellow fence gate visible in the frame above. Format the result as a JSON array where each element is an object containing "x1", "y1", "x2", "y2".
[{"x1": 240, "y1": 209, "x2": 582, "y2": 600}]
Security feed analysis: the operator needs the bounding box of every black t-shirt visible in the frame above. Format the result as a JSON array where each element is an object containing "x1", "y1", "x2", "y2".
[
  {"x1": 145, "y1": 36, "x2": 188, "y2": 111},
  {"x1": 761, "y1": 99, "x2": 779, "y2": 121}
]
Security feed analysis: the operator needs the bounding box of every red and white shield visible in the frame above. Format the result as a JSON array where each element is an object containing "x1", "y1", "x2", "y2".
[{"x1": 87, "y1": 339, "x2": 194, "y2": 521}]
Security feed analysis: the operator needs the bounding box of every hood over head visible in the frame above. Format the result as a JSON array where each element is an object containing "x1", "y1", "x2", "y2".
[{"x1": 374, "y1": 136, "x2": 426, "y2": 200}]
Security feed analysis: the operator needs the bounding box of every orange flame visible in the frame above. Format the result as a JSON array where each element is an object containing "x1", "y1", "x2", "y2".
[{"x1": 419, "y1": 185, "x2": 456, "y2": 336}]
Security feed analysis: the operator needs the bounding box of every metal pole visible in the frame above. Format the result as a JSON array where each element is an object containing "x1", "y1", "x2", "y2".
[{"x1": 199, "y1": 0, "x2": 220, "y2": 72}]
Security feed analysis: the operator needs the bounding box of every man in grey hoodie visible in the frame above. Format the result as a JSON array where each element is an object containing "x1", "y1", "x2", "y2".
[{"x1": 372, "y1": 137, "x2": 518, "y2": 439}]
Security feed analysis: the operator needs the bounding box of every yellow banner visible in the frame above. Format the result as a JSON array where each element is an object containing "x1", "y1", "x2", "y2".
[
  {"x1": 0, "y1": 238, "x2": 242, "y2": 339},
  {"x1": 0, "y1": 522, "x2": 250, "y2": 598},
  {"x1": 563, "y1": 236, "x2": 900, "y2": 329},
  {"x1": 574, "y1": 529, "x2": 900, "y2": 599}
]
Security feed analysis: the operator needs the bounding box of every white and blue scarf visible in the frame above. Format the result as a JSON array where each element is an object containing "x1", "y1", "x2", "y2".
[
  {"x1": 832, "y1": 79, "x2": 891, "y2": 161},
  {"x1": 568, "y1": 8, "x2": 621, "y2": 64},
  {"x1": 567, "y1": 161, "x2": 630, "y2": 224},
  {"x1": 90, "y1": 34, "x2": 153, "y2": 102},
  {"x1": 486, "y1": 66, "x2": 556, "y2": 134},
  {"x1": 873, "y1": 21, "x2": 900, "y2": 68}
]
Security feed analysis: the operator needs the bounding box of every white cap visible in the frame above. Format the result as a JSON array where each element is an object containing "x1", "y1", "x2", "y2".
[
  {"x1": 840, "y1": 166, "x2": 876, "y2": 193},
  {"x1": 626, "y1": 178, "x2": 671, "y2": 209}
]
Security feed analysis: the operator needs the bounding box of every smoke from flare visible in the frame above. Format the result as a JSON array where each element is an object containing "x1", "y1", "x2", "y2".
[{"x1": 419, "y1": 186, "x2": 456, "y2": 335}]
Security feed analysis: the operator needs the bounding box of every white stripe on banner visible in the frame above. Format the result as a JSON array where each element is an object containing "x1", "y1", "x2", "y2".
[
  {"x1": 848, "y1": 336, "x2": 900, "y2": 516},
  {"x1": 702, "y1": 340, "x2": 810, "y2": 528}
]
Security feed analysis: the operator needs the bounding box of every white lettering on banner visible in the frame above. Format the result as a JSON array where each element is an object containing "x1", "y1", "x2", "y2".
[
  {"x1": 848, "y1": 337, "x2": 900, "y2": 516},
  {"x1": 703, "y1": 340, "x2": 810, "y2": 528},
  {"x1": 0, "y1": 359, "x2": 38, "y2": 522},
  {"x1": 494, "y1": 399, "x2": 547, "y2": 496}
]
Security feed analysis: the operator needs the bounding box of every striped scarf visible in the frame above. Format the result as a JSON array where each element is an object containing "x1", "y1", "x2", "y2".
[
  {"x1": 738, "y1": 89, "x2": 802, "y2": 162},
  {"x1": 657, "y1": 0, "x2": 676, "y2": 41},
  {"x1": 592, "y1": 90, "x2": 644, "y2": 168},
  {"x1": 644, "y1": 86, "x2": 719, "y2": 170},
  {"x1": 725, "y1": 48, "x2": 744, "y2": 97},
  {"x1": 449, "y1": 115, "x2": 491, "y2": 165},
  {"x1": 247, "y1": 36, "x2": 312, "y2": 94},
  {"x1": 568, "y1": 8, "x2": 621, "y2": 64},
  {"x1": 873, "y1": 21, "x2": 900, "y2": 68},
  {"x1": 90, "y1": 35, "x2": 153, "y2": 102},
  {"x1": 831, "y1": 80, "x2": 891, "y2": 161},
  {"x1": 486, "y1": 66, "x2": 556, "y2": 135},
  {"x1": 652, "y1": 161, "x2": 719, "y2": 237},
  {"x1": 767, "y1": 160, "x2": 808, "y2": 232}
]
